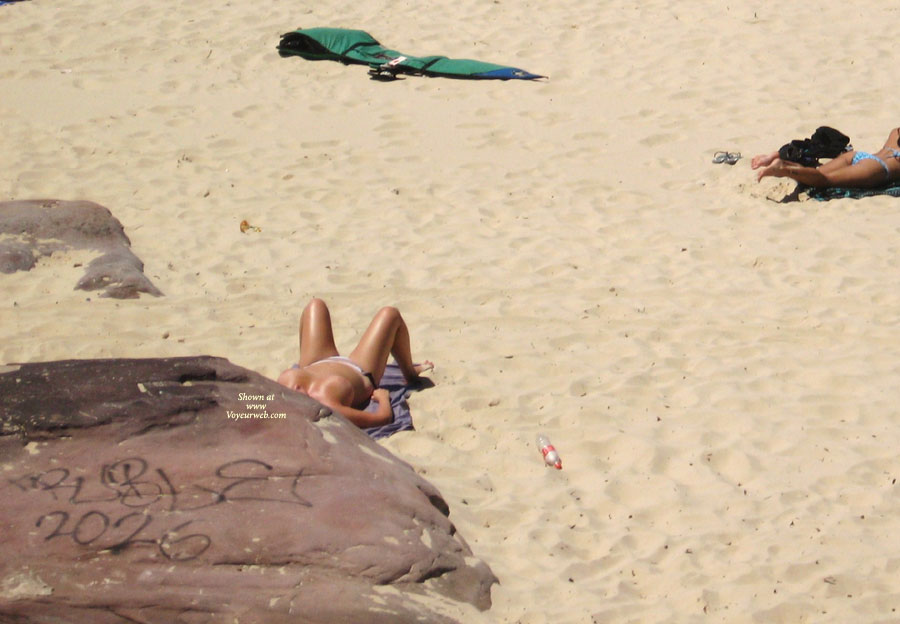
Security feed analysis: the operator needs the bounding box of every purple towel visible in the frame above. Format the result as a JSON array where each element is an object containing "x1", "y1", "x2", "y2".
[{"x1": 362, "y1": 363, "x2": 416, "y2": 439}]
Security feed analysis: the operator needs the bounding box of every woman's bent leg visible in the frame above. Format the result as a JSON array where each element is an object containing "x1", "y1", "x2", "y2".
[
  {"x1": 817, "y1": 151, "x2": 855, "y2": 174},
  {"x1": 349, "y1": 307, "x2": 423, "y2": 384},
  {"x1": 298, "y1": 298, "x2": 340, "y2": 366}
]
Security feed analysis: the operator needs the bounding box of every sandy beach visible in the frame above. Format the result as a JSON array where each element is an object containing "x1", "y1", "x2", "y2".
[{"x1": 4, "y1": 0, "x2": 900, "y2": 621}]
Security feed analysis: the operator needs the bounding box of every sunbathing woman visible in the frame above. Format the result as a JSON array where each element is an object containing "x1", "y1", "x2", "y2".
[
  {"x1": 754, "y1": 126, "x2": 900, "y2": 188},
  {"x1": 277, "y1": 298, "x2": 433, "y2": 428}
]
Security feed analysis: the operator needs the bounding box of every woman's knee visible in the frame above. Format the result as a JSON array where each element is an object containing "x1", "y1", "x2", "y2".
[
  {"x1": 305, "y1": 298, "x2": 328, "y2": 313},
  {"x1": 375, "y1": 306, "x2": 402, "y2": 324}
]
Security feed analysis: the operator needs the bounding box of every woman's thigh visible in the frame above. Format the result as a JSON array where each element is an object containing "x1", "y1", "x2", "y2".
[
  {"x1": 298, "y1": 300, "x2": 340, "y2": 366},
  {"x1": 826, "y1": 158, "x2": 888, "y2": 188},
  {"x1": 818, "y1": 151, "x2": 855, "y2": 174},
  {"x1": 348, "y1": 308, "x2": 399, "y2": 380}
]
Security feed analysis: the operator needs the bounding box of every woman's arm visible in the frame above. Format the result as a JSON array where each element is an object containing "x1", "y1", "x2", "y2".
[
  {"x1": 315, "y1": 387, "x2": 393, "y2": 428},
  {"x1": 757, "y1": 155, "x2": 887, "y2": 188},
  {"x1": 883, "y1": 127, "x2": 900, "y2": 150}
]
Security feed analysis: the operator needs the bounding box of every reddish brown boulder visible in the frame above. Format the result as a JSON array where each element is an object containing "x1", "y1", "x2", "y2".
[
  {"x1": 0, "y1": 357, "x2": 496, "y2": 623},
  {"x1": 0, "y1": 199, "x2": 162, "y2": 299}
]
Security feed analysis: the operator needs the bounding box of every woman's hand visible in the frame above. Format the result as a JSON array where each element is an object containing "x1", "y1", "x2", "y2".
[{"x1": 371, "y1": 389, "x2": 392, "y2": 419}]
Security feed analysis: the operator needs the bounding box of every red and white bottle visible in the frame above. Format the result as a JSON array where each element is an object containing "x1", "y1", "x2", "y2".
[{"x1": 536, "y1": 434, "x2": 562, "y2": 469}]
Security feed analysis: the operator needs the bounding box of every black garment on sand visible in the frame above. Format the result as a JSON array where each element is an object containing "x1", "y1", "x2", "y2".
[{"x1": 779, "y1": 126, "x2": 851, "y2": 167}]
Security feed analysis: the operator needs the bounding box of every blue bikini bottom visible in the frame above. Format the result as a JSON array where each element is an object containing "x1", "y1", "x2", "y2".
[{"x1": 851, "y1": 150, "x2": 900, "y2": 178}]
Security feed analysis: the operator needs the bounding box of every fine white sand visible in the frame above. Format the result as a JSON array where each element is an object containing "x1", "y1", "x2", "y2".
[{"x1": 4, "y1": 1, "x2": 900, "y2": 621}]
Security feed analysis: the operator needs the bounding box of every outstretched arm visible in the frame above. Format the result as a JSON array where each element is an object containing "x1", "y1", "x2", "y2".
[
  {"x1": 757, "y1": 154, "x2": 885, "y2": 188},
  {"x1": 756, "y1": 159, "x2": 829, "y2": 185}
]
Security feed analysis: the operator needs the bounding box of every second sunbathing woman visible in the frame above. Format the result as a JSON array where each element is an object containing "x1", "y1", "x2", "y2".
[
  {"x1": 277, "y1": 298, "x2": 433, "y2": 428},
  {"x1": 754, "y1": 126, "x2": 900, "y2": 188}
]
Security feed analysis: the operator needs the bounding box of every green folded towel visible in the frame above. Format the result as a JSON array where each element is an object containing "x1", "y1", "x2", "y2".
[{"x1": 278, "y1": 27, "x2": 545, "y2": 80}]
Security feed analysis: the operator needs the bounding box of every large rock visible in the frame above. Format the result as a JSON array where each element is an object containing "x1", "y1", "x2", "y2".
[
  {"x1": 0, "y1": 357, "x2": 496, "y2": 623},
  {"x1": 0, "y1": 199, "x2": 162, "y2": 299}
]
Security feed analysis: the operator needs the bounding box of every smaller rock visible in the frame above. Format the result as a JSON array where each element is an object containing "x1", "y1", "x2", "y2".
[{"x1": 0, "y1": 199, "x2": 163, "y2": 299}]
